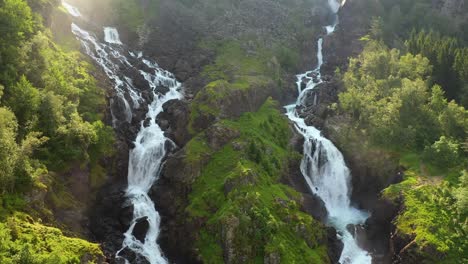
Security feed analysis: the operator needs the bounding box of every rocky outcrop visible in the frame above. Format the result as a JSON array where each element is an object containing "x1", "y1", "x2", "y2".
[
  {"x1": 150, "y1": 122, "x2": 241, "y2": 262},
  {"x1": 90, "y1": 184, "x2": 131, "y2": 259},
  {"x1": 157, "y1": 99, "x2": 191, "y2": 146}
]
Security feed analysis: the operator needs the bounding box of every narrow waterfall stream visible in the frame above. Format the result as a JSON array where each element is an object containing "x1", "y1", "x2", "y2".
[
  {"x1": 285, "y1": 0, "x2": 372, "y2": 263},
  {"x1": 64, "y1": 3, "x2": 181, "y2": 263}
]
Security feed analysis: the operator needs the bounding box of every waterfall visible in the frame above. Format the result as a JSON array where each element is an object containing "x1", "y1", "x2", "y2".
[
  {"x1": 66, "y1": 3, "x2": 182, "y2": 263},
  {"x1": 104, "y1": 27, "x2": 123, "y2": 45},
  {"x1": 285, "y1": 0, "x2": 372, "y2": 263}
]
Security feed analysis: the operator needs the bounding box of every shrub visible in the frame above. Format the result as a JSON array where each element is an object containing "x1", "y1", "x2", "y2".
[{"x1": 422, "y1": 136, "x2": 461, "y2": 168}]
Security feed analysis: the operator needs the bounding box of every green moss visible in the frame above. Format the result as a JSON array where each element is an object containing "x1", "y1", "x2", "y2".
[
  {"x1": 201, "y1": 40, "x2": 280, "y2": 84},
  {"x1": 0, "y1": 212, "x2": 103, "y2": 263},
  {"x1": 189, "y1": 38, "x2": 302, "y2": 134},
  {"x1": 185, "y1": 134, "x2": 212, "y2": 165},
  {"x1": 186, "y1": 99, "x2": 329, "y2": 263}
]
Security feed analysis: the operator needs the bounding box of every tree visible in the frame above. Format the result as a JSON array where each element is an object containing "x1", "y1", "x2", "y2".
[
  {"x1": 455, "y1": 171, "x2": 468, "y2": 216},
  {"x1": 3, "y1": 76, "x2": 40, "y2": 137},
  {"x1": 0, "y1": 0, "x2": 34, "y2": 84},
  {"x1": 0, "y1": 108, "x2": 19, "y2": 193},
  {"x1": 422, "y1": 136, "x2": 461, "y2": 168},
  {"x1": 37, "y1": 91, "x2": 66, "y2": 137}
]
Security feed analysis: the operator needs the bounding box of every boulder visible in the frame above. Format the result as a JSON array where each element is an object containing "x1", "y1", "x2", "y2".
[{"x1": 132, "y1": 217, "x2": 149, "y2": 243}]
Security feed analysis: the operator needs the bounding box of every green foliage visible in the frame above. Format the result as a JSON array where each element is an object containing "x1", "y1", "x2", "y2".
[
  {"x1": 3, "y1": 76, "x2": 40, "y2": 137},
  {"x1": 340, "y1": 40, "x2": 468, "y2": 152},
  {"x1": 0, "y1": 0, "x2": 113, "y2": 259},
  {"x1": 406, "y1": 30, "x2": 468, "y2": 105},
  {"x1": 0, "y1": 213, "x2": 104, "y2": 263},
  {"x1": 344, "y1": 38, "x2": 468, "y2": 262},
  {"x1": 370, "y1": 0, "x2": 466, "y2": 44},
  {"x1": 0, "y1": 0, "x2": 34, "y2": 84},
  {"x1": 454, "y1": 171, "x2": 468, "y2": 216},
  {"x1": 422, "y1": 136, "x2": 462, "y2": 168},
  {"x1": 383, "y1": 170, "x2": 467, "y2": 263},
  {"x1": 186, "y1": 99, "x2": 329, "y2": 263},
  {"x1": 0, "y1": 1, "x2": 114, "y2": 176},
  {"x1": 0, "y1": 108, "x2": 20, "y2": 194}
]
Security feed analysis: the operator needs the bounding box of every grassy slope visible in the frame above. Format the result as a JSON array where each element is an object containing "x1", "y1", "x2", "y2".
[
  {"x1": 189, "y1": 40, "x2": 284, "y2": 133},
  {"x1": 186, "y1": 99, "x2": 329, "y2": 263}
]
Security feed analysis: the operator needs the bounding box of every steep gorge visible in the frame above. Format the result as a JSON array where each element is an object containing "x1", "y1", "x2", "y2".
[
  {"x1": 57, "y1": 0, "x2": 467, "y2": 263},
  {"x1": 64, "y1": 0, "x2": 383, "y2": 263}
]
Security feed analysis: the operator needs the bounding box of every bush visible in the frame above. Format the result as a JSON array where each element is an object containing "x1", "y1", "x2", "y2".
[{"x1": 422, "y1": 136, "x2": 461, "y2": 168}]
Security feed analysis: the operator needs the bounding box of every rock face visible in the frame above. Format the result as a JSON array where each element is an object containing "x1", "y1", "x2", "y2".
[
  {"x1": 281, "y1": 151, "x2": 328, "y2": 223},
  {"x1": 150, "y1": 122, "x2": 239, "y2": 262},
  {"x1": 157, "y1": 99, "x2": 191, "y2": 146},
  {"x1": 90, "y1": 184, "x2": 130, "y2": 259},
  {"x1": 327, "y1": 227, "x2": 344, "y2": 264}
]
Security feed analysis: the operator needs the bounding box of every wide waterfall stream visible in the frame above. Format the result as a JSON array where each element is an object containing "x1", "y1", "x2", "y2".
[
  {"x1": 285, "y1": 0, "x2": 373, "y2": 263},
  {"x1": 65, "y1": 2, "x2": 181, "y2": 263}
]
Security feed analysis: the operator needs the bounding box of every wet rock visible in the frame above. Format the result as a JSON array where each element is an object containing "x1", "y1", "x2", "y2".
[
  {"x1": 119, "y1": 204, "x2": 134, "y2": 228},
  {"x1": 116, "y1": 247, "x2": 150, "y2": 264},
  {"x1": 301, "y1": 193, "x2": 328, "y2": 222},
  {"x1": 143, "y1": 117, "x2": 151, "y2": 128},
  {"x1": 156, "y1": 99, "x2": 190, "y2": 147},
  {"x1": 141, "y1": 90, "x2": 154, "y2": 103},
  {"x1": 156, "y1": 100, "x2": 190, "y2": 147},
  {"x1": 132, "y1": 217, "x2": 149, "y2": 243},
  {"x1": 346, "y1": 224, "x2": 368, "y2": 250},
  {"x1": 155, "y1": 85, "x2": 170, "y2": 95},
  {"x1": 281, "y1": 146, "x2": 328, "y2": 222},
  {"x1": 364, "y1": 198, "x2": 399, "y2": 263},
  {"x1": 327, "y1": 227, "x2": 344, "y2": 264},
  {"x1": 90, "y1": 184, "x2": 128, "y2": 255}
]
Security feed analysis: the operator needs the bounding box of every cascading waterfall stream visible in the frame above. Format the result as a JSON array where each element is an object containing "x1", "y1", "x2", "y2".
[
  {"x1": 285, "y1": 0, "x2": 372, "y2": 263},
  {"x1": 64, "y1": 2, "x2": 182, "y2": 263}
]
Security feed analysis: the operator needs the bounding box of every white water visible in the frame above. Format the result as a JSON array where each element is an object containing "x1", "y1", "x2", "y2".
[
  {"x1": 285, "y1": 1, "x2": 372, "y2": 263},
  {"x1": 67, "y1": 4, "x2": 182, "y2": 263},
  {"x1": 104, "y1": 27, "x2": 123, "y2": 45}
]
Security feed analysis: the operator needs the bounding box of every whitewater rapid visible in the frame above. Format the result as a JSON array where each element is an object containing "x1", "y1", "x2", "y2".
[
  {"x1": 65, "y1": 2, "x2": 181, "y2": 263},
  {"x1": 285, "y1": 0, "x2": 372, "y2": 263}
]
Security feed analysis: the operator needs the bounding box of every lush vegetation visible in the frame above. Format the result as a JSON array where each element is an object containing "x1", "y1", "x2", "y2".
[
  {"x1": 0, "y1": 0, "x2": 112, "y2": 260},
  {"x1": 337, "y1": 6, "x2": 467, "y2": 259},
  {"x1": 406, "y1": 30, "x2": 468, "y2": 106},
  {"x1": 186, "y1": 99, "x2": 329, "y2": 263},
  {"x1": 0, "y1": 213, "x2": 104, "y2": 263},
  {"x1": 340, "y1": 40, "x2": 467, "y2": 153},
  {"x1": 383, "y1": 154, "x2": 467, "y2": 263}
]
